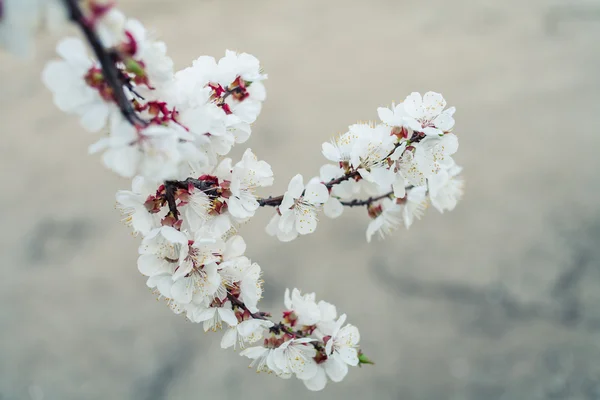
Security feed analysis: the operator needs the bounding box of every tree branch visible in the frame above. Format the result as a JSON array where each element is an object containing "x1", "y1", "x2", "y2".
[{"x1": 340, "y1": 191, "x2": 394, "y2": 207}]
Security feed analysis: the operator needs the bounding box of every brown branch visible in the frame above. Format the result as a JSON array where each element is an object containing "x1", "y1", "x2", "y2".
[{"x1": 340, "y1": 191, "x2": 394, "y2": 207}]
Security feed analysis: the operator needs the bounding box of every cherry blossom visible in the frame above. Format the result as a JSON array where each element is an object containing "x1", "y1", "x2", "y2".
[
  {"x1": 277, "y1": 174, "x2": 329, "y2": 238},
  {"x1": 403, "y1": 91, "x2": 456, "y2": 136}
]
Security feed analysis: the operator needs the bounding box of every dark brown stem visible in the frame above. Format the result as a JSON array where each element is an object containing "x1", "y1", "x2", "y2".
[
  {"x1": 340, "y1": 191, "x2": 394, "y2": 207},
  {"x1": 227, "y1": 293, "x2": 270, "y2": 320},
  {"x1": 63, "y1": 0, "x2": 147, "y2": 128}
]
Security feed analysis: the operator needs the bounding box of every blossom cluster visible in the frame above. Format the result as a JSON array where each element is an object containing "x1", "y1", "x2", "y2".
[
  {"x1": 267, "y1": 92, "x2": 463, "y2": 242},
  {"x1": 2, "y1": 0, "x2": 465, "y2": 391}
]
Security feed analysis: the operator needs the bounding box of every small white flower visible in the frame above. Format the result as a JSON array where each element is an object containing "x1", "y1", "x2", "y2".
[
  {"x1": 325, "y1": 314, "x2": 359, "y2": 363},
  {"x1": 366, "y1": 197, "x2": 403, "y2": 242},
  {"x1": 403, "y1": 91, "x2": 455, "y2": 136},
  {"x1": 183, "y1": 190, "x2": 212, "y2": 232},
  {"x1": 284, "y1": 288, "x2": 321, "y2": 327},
  {"x1": 228, "y1": 148, "x2": 274, "y2": 220},
  {"x1": 169, "y1": 229, "x2": 225, "y2": 305},
  {"x1": 115, "y1": 176, "x2": 162, "y2": 236},
  {"x1": 240, "y1": 345, "x2": 283, "y2": 375},
  {"x1": 89, "y1": 115, "x2": 193, "y2": 180},
  {"x1": 428, "y1": 162, "x2": 464, "y2": 213},
  {"x1": 272, "y1": 338, "x2": 318, "y2": 380},
  {"x1": 349, "y1": 123, "x2": 396, "y2": 171},
  {"x1": 377, "y1": 102, "x2": 410, "y2": 132},
  {"x1": 43, "y1": 37, "x2": 116, "y2": 132},
  {"x1": 311, "y1": 164, "x2": 358, "y2": 219},
  {"x1": 124, "y1": 19, "x2": 174, "y2": 86},
  {"x1": 221, "y1": 318, "x2": 274, "y2": 350},
  {"x1": 190, "y1": 300, "x2": 238, "y2": 332},
  {"x1": 402, "y1": 186, "x2": 428, "y2": 229},
  {"x1": 321, "y1": 126, "x2": 365, "y2": 165},
  {"x1": 417, "y1": 133, "x2": 459, "y2": 175},
  {"x1": 278, "y1": 174, "x2": 329, "y2": 237},
  {"x1": 265, "y1": 213, "x2": 299, "y2": 242},
  {"x1": 303, "y1": 314, "x2": 360, "y2": 391},
  {"x1": 137, "y1": 226, "x2": 188, "y2": 294}
]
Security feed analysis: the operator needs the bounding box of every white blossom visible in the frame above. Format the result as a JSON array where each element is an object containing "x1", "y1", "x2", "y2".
[
  {"x1": 403, "y1": 91, "x2": 455, "y2": 136},
  {"x1": 272, "y1": 338, "x2": 318, "y2": 380},
  {"x1": 221, "y1": 318, "x2": 273, "y2": 350},
  {"x1": 402, "y1": 186, "x2": 428, "y2": 229},
  {"x1": 115, "y1": 176, "x2": 162, "y2": 236},
  {"x1": 311, "y1": 164, "x2": 357, "y2": 219},
  {"x1": 88, "y1": 115, "x2": 196, "y2": 180},
  {"x1": 228, "y1": 148, "x2": 273, "y2": 220},
  {"x1": 191, "y1": 300, "x2": 238, "y2": 332},
  {"x1": 377, "y1": 102, "x2": 410, "y2": 132},
  {"x1": 43, "y1": 37, "x2": 116, "y2": 132},
  {"x1": 366, "y1": 197, "x2": 403, "y2": 242},
  {"x1": 428, "y1": 161, "x2": 464, "y2": 213},
  {"x1": 240, "y1": 345, "x2": 283, "y2": 375},
  {"x1": 284, "y1": 288, "x2": 321, "y2": 327},
  {"x1": 277, "y1": 174, "x2": 329, "y2": 237}
]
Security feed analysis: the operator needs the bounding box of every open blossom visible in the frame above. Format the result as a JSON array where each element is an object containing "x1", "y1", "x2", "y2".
[
  {"x1": 310, "y1": 164, "x2": 358, "y2": 219},
  {"x1": 272, "y1": 338, "x2": 318, "y2": 380},
  {"x1": 95, "y1": 9, "x2": 174, "y2": 87},
  {"x1": 137, "y1": 226, "x2": 224, "y2": 304},
  {"x1": 428, "y1": 161, "x2": 464, "y2": 213},
  {"x1": 190, "y1": 299, "x2": 238, "y2": 331},
  {"x1": 228, "y1": 148, "x2": 274, "y2": 220},
  {"x1": 378, "y1": 102, "x2": 411, "y2": 135},
  {"x1": 269, "y1": 174, "x2": 329, "y2": 241},
  {"x1": 221, "y1": 318, "x2": 273, "y2": 350},
  {"x1": 43, "y1": 37, "x2": 116, "y2": 132},
  {"x1": 403, "y1": 91, "x2": 455, "y2": 136},
  {"x1": 89, "y1": 115, "x2": 198, "y2": 180},
  {"x1": 240, "y1": 345, "x2": 281, "y2": 374},
  {"x1": 366, "y1": 197, "x2": 403, "y2": 242},
  {"x1": 303, "y1": 314, "x2": 361, "y2": 391},
  {"x1": 284, "y1": 288, "x2": 321, "y2": 327},
  {"x1": 402, "y1": 186, "x2": 428, "y2": 229},
  {"x1": 115, "y1": 176, "x2": 162, "y2": 236}
]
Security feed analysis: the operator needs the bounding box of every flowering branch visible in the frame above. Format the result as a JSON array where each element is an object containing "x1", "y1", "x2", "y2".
[
  {"x1": 1, "y1": 0, "x2": 465, "y2": 392},
  {"x1": 63, "y1": 0, "x2": 147, "y2": 128}
]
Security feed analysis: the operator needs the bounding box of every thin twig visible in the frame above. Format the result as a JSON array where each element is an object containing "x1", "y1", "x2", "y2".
[{"x1": 340, "y1": 191, "x2": 394, "y2": 207}]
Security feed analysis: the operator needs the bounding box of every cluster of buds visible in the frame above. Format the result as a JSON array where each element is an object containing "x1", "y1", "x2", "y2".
[{"x1": 1, "y1": 0, "x2": 464, "y2": 391}]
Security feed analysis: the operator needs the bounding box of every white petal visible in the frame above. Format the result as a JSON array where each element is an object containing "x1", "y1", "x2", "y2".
[
  {"x1": 296, "y1": 210, "x2": 318, "y2": 235},
  {"x1": 225, "y1": 235, "x2": 246, "y2": 260},
  {"x1": 324, "y1": 357, "x2": 349, "y2": 382},
  {"x1": 286, "y1": 174, "x2": 305, "y2": 199},
  {"x1": 303, "y1": 183, "x2": 329, "y2": 204},
  {"x1": 137, "y1": 255, "x2": 170, "y2": 277},
  {"x1": 278, "y1": 210, "x2": 296, "y2": 233},
  {"x1": 218, "y1": 308, "x2": 239, "y2": 327},
  {"x1": 220, "y1": 328, "x2": 237, "y2": 349},
  {"x1": 323, "y1": 198, "x2": 343, "y2": 219},
  {"x1": 170, "y1": 278, "x2": 193, "y2": 304},
  {"x1": 336, "y1": 347, "x2": 359, "y2": 366},
  {"x1": 303, "y1": 366, "x2": 328, "y2": 391}
]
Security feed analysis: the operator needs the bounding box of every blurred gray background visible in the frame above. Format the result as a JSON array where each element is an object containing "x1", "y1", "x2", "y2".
[{"x1": 2, "y1": 0, "x2": 600, "y2": 399}]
